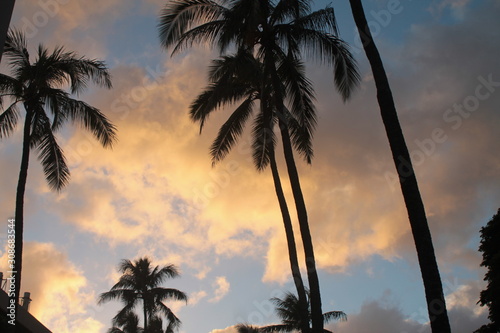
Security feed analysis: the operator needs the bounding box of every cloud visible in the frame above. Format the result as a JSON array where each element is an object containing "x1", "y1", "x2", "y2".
[
  {"x1": 335, "y1": 283, "x2": 489, "y2": 333},
  {"x1": 208, "y1": 325, "x2": 238, "y2": 333},
  {"x1": 0, "y1": 242, "x2": 105, "y2": 333},
  {"x1": 6, "y1": 0, "x2": 497, "y2": 289},
  {"x1": 335, "y1": 298, "x2": 428, "y2": 333},
  {"x1": 428, "y1": 0, "x2": 473, "y2": 19},
  {"x1": 262, "y1": 0, "x2": 500, "y2": 282},
  {"x1": 209, "y1": 276, "x2": 230, "y2": 303},
  {"x1": 189, "y1": 290, "x2": 208, "y2": 306}
]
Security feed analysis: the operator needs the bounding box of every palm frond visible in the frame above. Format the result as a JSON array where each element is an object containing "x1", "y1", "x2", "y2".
[
  {"x1": 57, "y1": 56, "x2": 113, "y2": 93},
  {"x1": 156, "y1": 302, "x2": 182, "y2": 329},
  {"x1": 98, "y1": 289, "x2": 138, "y2": 305},
  {"x1": 152, "y1": 287, "x2": 188, "y2": 303},
  {"x1": 0, "y1": 73, "x2": 22, "y2": 100},
  {"x1": 190, "y1": 80, "x2": 250, "y2": 132},
  {"x1": 252, "y1": 104, "x2": 276, "y2": 171},
  {"x1": 322, "y1": 310, "x2": 347, "y2": 323},
  {"x1": 259, "y1": 324, "x2": 290, "y2": 333},
  {"x1": 286, "y1": 111, "x2": 313, "y2": 164},
  {"x1": 62, "y1": 98, "x2": 117, "y2": 148},
  {"x1": 0, "y1": 102, "x2": 20, "y2": 139},
  {"x1": 271, "y1": 0, "x2": 311, "y2": 24},
  {"x1": 292, "y1": 7, "x2": 338, "y2": 36},
  {"x1": 29, "y1": 110, "x2": 70, "y2": 191},
  {"x1": 112, "y1": 303, "x2": 137, "y2": 328},
  {"x1": 291, "y1": 31, "x2": 360, "y2": 100},
  {"x1": 278, "y1": 56, "x2": 316, "y2": 163},
  {"x1": 157, "y1": 264, "x2": 180, "y2": 278},
  {"x1": 210, "y1": 96, "x2": 255, "y2": 165},
  {"x1": 171, "y1": 20, "x2": 226, "y2": 55},
  {"x1": 159, "y1": 0, "x2": 228, "y2": 50},
  {"x1": 236, "y1": 324, "x2": 261, "y2": 333},
  {"x1": 4, "y1": 29, "x2": 30, "y2": 70}
]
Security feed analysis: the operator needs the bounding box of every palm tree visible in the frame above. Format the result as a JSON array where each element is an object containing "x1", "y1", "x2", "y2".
[
  {"x1": 0, "y1": 29, "x2": 116, "y2": 310},
  {"x1": 347, "y1": 1, "x2": 451, "y2": 332},
  {"x1": 260, "y1": 291, "x2": 346, "y2": 333},
  {"x1": 158, "y1": 1, "x2": 359, "y2": 331},
  {"x1": 236, "y1": 291, "x2": 346, "y2": 333},
  {"x1": 191, "y1": 49, "x2": 311, "y2": 333},
  {"x1": 98, "y1": 257, "x2": 188, "y2": 331}
]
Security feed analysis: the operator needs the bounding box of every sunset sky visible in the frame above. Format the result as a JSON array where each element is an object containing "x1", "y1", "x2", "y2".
[{"x1": 1, "y1": 0, "x2": 499, "y2": 332}]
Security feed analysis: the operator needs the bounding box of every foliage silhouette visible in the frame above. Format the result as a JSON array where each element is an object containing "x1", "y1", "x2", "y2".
[
  {"x1": 108, "y1": 312, "x2": 175, "y2": 333},
  {"x1": 260, "y1": 291, "x2": 346, "y2": 333},
  {"x1": 159, "y1": 1, "x2": 359, "y2": 330},
  {"x1": 236, "y1": 291, "x2": 346, "y2": 333},
  {"x1": 0, "y1": 29, "x2": 115, "y2": 313},
  {"x1": 475, "y1": 208, "x2": 500, "y2": 333},
  {"x1": 191, "y1": 49, "x2": 310, "y2": 332},
  {"x1": 99, "y1": 257, "x2": 187, "y2": 332}
]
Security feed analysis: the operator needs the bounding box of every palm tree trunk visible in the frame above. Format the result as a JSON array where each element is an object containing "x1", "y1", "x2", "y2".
[
  {"x1": 262, "y1": 39, "x2": 323, "y2": 332},
  {"x1": 278, "y1": 120, "x2": 323, "y2": 333},
  {"x1": 11, "y1": 109, "x2": 33, "y2": 314},
  {"x1": 348, "y1": 1, "x2": 451, "y2": 332},
  {"x1": 269, "y1": 151, "x2": 310, "y2": 333}
]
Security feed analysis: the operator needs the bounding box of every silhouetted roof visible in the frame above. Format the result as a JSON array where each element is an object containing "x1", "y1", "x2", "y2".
[{"x1": 0, "y1": 289, "x2": 52, "y2": 333}]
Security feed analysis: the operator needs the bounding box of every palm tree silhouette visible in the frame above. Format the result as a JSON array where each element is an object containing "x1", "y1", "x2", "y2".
[
  {"x1": 347, "y1": 1, "x2": 451, "y2": 332},
  {"x1": 98, "y1": 257, "x2": 188, "y2": 331},
  {"x1": 236, "y1": 291, "x2": 346, "y2": 333},
  {"x1": 190, "y1": 49, "x2": 311, "y2": 332},
  {"x1": 260, "y1": 291, "x2": 346, "y2": 333},
  {"x1": 0, "y1": 29, "x2": 116, "y2": 309},
  {"x1": 158, "y1": 1, "x2": 359, "y2": 331}
]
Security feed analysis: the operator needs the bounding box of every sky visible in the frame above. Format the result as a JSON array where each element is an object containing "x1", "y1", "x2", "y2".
[{"x1": 0, "y1": 0, "x2": 499, "y2": 332}]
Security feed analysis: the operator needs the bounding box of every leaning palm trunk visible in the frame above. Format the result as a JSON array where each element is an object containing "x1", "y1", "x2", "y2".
[
  {"x1": 12, "y1": 108, "x2": 33, "y2": 312},
  {"x1": 278, "y1": 119, "x2": 323, "y2": 333},
  {"x1": 348, "y1": 0, "x2": 451, "y2": 332},
  {"x1": 269, "y1": 151, "x2": 310, "y2": 333},
  {"x1": 266, "y1": 49, "x2": 323, "y2": 332},
  {"x1": 264, "y1": 51, "x2": 323, "y2": 332}
]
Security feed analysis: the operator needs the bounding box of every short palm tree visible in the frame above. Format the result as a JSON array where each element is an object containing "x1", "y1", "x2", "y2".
[
  {"x1": 0, "y1": 29, "x2": 116, "y2": 308},
  {"x1": 98, "y1": 257, "x2": 188, "y2": 332},
  {"x1": 347, "y1": 1, "x2": 451, "y2": 331},
  {"x1": 236, "y1": 292, "x2": 346, "y2": 333},
  {"x1": 260, "y1": 291, "x2": 346, "y2": 333},
  {"x1": 159, "y1": 1, "x2": 359, "y2": 331}
]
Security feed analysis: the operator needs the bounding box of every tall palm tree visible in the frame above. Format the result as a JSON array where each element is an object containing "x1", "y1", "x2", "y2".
[
  {"x1": 98, "y1": 257, "x2": 188, "y2": 331},
  {"x1": 347, "y1": 1, "x2": 451, "y2": 332},
  {"x1": 0, "y1": 29, "x2": 116, "y2": 311},
  {"x1": 191, "y1": 49, "x2": 311, "y2": 333},
  {"x1": 158, "y1": 1, "x2": 359, "y2": 331}
]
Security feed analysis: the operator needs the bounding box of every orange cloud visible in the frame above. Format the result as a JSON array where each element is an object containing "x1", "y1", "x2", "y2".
[{"x1": 0, "y1": 242, "x2": 105, "y2": 333}]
